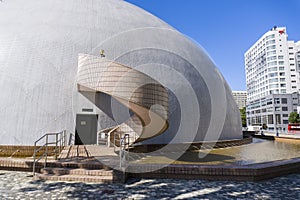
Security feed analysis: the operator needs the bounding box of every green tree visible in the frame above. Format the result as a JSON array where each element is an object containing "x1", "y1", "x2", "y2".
[
  {"x1": 288, "y1": 112, "x2": 300, "y2": 124},
  {"x1": 240, "y1": 107, "x2": 247, "y2": 127}
]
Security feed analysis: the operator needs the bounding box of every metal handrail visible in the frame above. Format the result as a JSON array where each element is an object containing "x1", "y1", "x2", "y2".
[
  {"x1": 96, "y1": 125, "x2": 121, "y2": 146},
  {"x1": 33, "y1": 130, "x2": 67, "y2": 175},
  {"x1": 119, "y1": 133, "x2": 130, "y2": 169}
]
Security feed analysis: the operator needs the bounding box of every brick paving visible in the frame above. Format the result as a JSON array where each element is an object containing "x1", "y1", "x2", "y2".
[{"x1": 1, "y1": 169, "x2": 300, "y2": 199}]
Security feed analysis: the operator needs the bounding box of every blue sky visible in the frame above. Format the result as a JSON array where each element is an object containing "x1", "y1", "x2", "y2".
[{"x1": 125, "y1": 0, "x2": 300, "y2": 91}]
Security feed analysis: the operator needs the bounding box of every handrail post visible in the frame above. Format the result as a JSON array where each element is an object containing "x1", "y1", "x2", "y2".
[
  {"x1": 33, "y1": 141, "x2": 37, "y2": 175},
  {"x1": 44, "y1": 135, "x2": 48, "y2": 168},
  {"x1": 55, "y1": 133, "x2": 58, "y2": 160},
  {"x1": 64, "y1": 130, "x2": 67, "y2": 146},
  {"x1": 114, "y1": 132, "x2": 116, "y2": 152}
]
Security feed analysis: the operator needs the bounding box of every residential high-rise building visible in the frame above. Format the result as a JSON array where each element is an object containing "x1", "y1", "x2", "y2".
[
  {"x1": 232, "y1": 91, "x2": 247, "y2": 109},
  {"x1": 245, "y1": 26, "x2": 300, "y2": 131}
]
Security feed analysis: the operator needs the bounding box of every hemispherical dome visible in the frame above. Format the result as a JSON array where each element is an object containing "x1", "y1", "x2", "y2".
[{"x1": 0, "y1": 0, "x2": 242, "y2": 145}]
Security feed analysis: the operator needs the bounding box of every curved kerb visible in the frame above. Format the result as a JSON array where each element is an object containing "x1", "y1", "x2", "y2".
[{"x1": 77, "y1": 54, "x2": 169, "y2": 146}]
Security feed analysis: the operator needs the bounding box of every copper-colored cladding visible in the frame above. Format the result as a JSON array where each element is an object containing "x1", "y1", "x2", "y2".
[{"x1": 77, "y1": 54, "x2": 169, "y2": 145}]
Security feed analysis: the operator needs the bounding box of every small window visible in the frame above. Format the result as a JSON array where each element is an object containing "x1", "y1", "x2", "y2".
[
  {"x1": 283, "y1": 120, "x2": 289, "y2": 124},
  {"x1": 280, "y1": 84, "x2": 286, "y2": 87},
  {"x1": 280, "y1": 78, "x2": 285, "y2": 82},
  {"x1": 282, "y1": 107, "x2": 288, "y2": 111},
  {"x1": 281, "y1": 98, "x2": 287, "y2": 104},
  {"x1": 275, "y1": 98, "x2": 280, "y2": 104}
]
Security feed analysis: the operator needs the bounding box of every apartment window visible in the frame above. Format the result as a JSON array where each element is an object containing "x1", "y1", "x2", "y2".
[
  {"x1": 269, "y1": 72, "x2": 278, "y2": 77},
  {"x1": 280, "y1": 84, "x2": 286, "y2": 87},
  {"x1": 291, "y1": 69, "x2": 295, "y2": 71},
  {"x1": 270, "y1": 84, "x2": 279, "y2": 89},
  {"x1": 275, "y1": 107, "x2": 281, "y2": 111},
  {"x1": 282, "y1": 107, "x2": 288, "y2": 111},
  {"x1": 268, "y1": 61, "x2": 277, "y2": 66},
  {"x1": 281, "y1": 98, "x2": 287, "y2": 104},
  {"x1": 292, "y1": 86, "x2": 297, "y2": 88},
  {"x1": 291, "y1": 75, "x2": 296, "y2": 77},
  {"x1": 268, "y1": 115, "x2": 274, "y2": 124},
  {"x1": 267, "y1": 50, "x2": 276, "y2": 56},
  {"x1": 289, "y1": 47, "x2": 294, "y2": 49},
  {"x1": 281, "y1": 89, "x2": 286, "y2": 93},
  {"x1": 290, "y1": 58, "x2": 295, "y2": 60},
  {"x1": 266, "y1": 34, "x2": 275, "y2": 39},
  {"x1": 266, "y1": 40, "x2": 275, "y2": 45},
  {"x1": 283, "y1": 120, "x2": 289, "y2": 124},
  {"x1": 280, "y1": 78, "x2": 285, "y2": 82},
  {"x1": 279, "y1": 67, "x2": 284, "y2": 71},
  {"x1": 267, "y1": 45, "x2": 276, "y2": 50},
  {"x1": 278, "y1": 61, "x2": 284, "y2": 65},
  {"x1": 275, "y1": 114, "x2": 281, "y2": 124},
  {"x1": 268, "y1": 67, "x2": 277, "y2": 72},
  {"x1": 283, "y1": 114, "x2": 288, "y2": 117},
  {"x1": 278, "y1": 55, "x2": 284, "y2": 59},
  {"x1": 269, "y1": 78, "x2": 278, "y2": 83},
  {"x1": 274, "y1": 98, "x2": 280, "y2": 104},
  {"x1": 267, "y1": 56, "x2": 277, "y2": 61},
  {"x1": 279, "y1": 72, "x2": 285, "y2": 76}
]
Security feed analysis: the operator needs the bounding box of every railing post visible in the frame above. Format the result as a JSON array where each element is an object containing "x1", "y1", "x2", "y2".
[
  {"x1": 64, "y1": 130, "x2": 67, "y2": 146},
  {"x1": 33, "y1": 141, "x2": 37, "y2": 176},
  {"x1": 114, "y1": 132, "x2": 116, "y2": 152},
  {"x1": 44, "y1": 135, "x2": 48, "y2": 168},
  {"x1": 55, "y1": 133, "x2": 58, "y2": 160}
]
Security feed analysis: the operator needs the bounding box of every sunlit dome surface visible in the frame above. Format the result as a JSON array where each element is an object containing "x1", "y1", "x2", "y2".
[{"x1": 0, "y1": 0, "x2": 242, "y2": 145}]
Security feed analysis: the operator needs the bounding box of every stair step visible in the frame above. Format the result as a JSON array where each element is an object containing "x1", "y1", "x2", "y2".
[
  {"x1": 44, "y1": 161, "x2": 111, "y2": 170},
  {"x1": 40, "y1": 168, "x2": 113, "y2": 176},
  {"x1": 35, "y1": 174, "x2": 113, "y2": 183}
]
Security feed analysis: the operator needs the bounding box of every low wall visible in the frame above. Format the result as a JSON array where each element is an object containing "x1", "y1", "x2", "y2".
[
  {"x1": 0, "y1": 145, "x2": 57, "y2": 157},
  {"x1": 131, "y1": 137, "x2": 253, "y2": 153},
  {"x1": 275, "y1": 137, "x2": 300, "y2": 144},
  {"x1": 128, "y1": 157, "x2": 300, "y2": 181}
]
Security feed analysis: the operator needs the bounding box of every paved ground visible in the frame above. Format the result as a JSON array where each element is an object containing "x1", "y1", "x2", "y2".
[{"x1": 0, "y1": 170, "x2": 300, "y2": 199}]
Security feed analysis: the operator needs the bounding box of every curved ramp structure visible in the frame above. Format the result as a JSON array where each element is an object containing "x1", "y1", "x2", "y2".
[{"x1": 77, "y1": 54, "x2": 169, "y2": 145}]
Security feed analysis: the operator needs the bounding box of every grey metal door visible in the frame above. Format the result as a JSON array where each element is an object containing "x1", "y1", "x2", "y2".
[{"x1": 75, "y1": 114, "x2": 98, "y2": 145}]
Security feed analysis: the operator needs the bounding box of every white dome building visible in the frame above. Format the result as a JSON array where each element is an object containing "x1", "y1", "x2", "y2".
[{"x1": 0, "y1": 0, "x2": 242, "y2": 146}]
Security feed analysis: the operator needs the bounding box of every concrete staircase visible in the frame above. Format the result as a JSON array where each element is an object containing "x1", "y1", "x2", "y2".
[{"x1": 34, "y1": 145, "x2": 123, "y2": 183}]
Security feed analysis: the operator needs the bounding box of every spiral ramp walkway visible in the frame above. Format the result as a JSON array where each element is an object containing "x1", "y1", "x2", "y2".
[{"x1": 77, "y1": 54, "x2": 169, "y2": 147}]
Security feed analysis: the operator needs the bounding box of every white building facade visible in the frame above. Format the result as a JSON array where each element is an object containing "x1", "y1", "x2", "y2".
[
  {"x1": 245, "y1": 26, "x2": 300, "y2": 130},
  {"x1": 232, "y1": 91, "x2": 247, "y2": 109}
]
